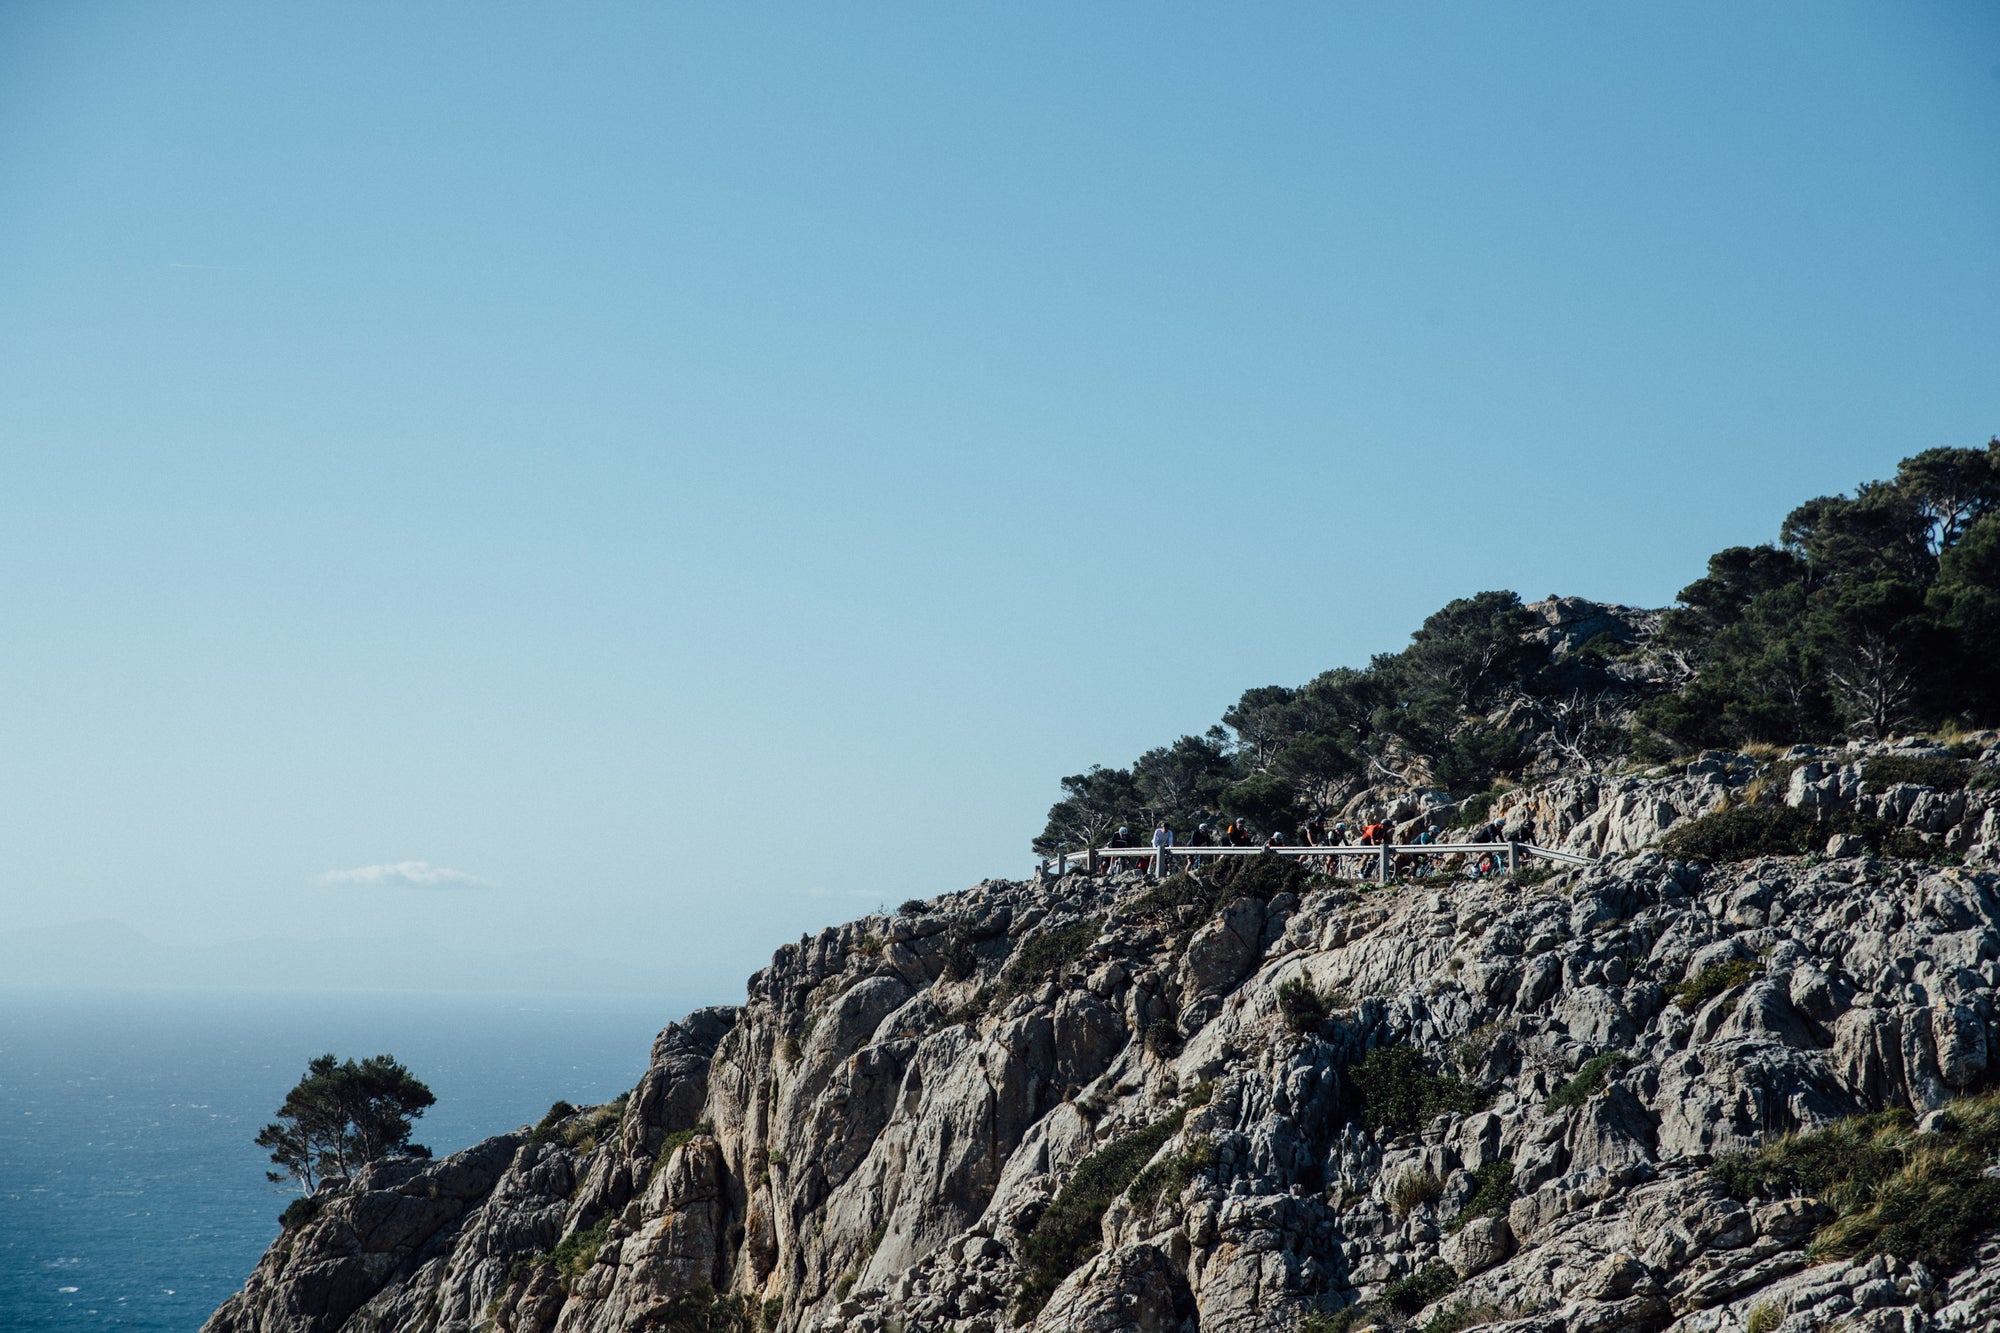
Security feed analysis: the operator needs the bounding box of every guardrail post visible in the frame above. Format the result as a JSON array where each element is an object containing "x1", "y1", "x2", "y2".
[
  {"x1": 1057, "y1": 852, "x2": 1068, "y2": 876},
  {"x1": 1377, "y1": 843, "x2": 1389, "y2": 882},
  {"x1": 1507, "y1": 842, "x2": 1519, "y2": 873},
  {"x1": 1153, "y1": 847, "x2": 1166, "y2": 878},
  {"x1": 1086, "y1": 846, "x2": 1099, "y2": 876}
]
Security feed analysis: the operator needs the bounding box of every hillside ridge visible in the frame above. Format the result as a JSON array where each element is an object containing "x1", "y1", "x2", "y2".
[{"x1": 204, "y1": 725, "x2": 2000, "y2": 1333}]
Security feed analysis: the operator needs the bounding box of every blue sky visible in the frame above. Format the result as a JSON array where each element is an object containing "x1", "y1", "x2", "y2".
[{"x1": 2, "y1": 3, "x2": 1996, "y2": 999}]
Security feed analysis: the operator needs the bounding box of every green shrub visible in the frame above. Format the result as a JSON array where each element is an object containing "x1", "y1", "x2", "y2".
[
  {"x1": 1382, "y1": 1261, "x2": 1458, "y2": 1315},
  {"x1": 1663, "y1": 803, "x2": 1821, "y2": 861},
  {"x1": 505, "y1": 1252, "x2": 545, "y2": 1287},
  {"x1": 1448, "y1": 1161, "x2": 1515, "y2": 1232},
  {"x1": 552, "y1": 1215, "x2": 612, "y2": 1284},
  {"x1": 1575, "y1": 631, "x2": 1640, "y2": 663},
  {"x1": 1669, "y1": 960, "x2": 1758, "y2": 1012},
  {"x1": 833, "y1": 1272, "x2": 856, "y2": 1301},
  {"x1": 1299, "y1": 1312, "x2": 1358, "y2": 1333},
  {"x1": 653, "y1": 1286, "x2": 759, "y2": 1333},
  {"x1": 898, "y1": 897, "x2": 931, "y2": 915},
  {"x1": 1744, "y1": 1302, "x2": 1782, "y2": 1333},
  {"x1": 1546, "y1": 1053, "x2": 1634, "y2": 1110},
  {"x1": 1863, "y1": 755, "x2": 1971, "y2": 792},
  {"x1": 1348, "y1": 1045, "x2": 1488, "y2": 1136},
  {"x1": 939, "y1": 931, "x2": 980, "y2": 982},
  {"x1": 1421, "y1": 1302, "x2": 1517, "y2": 1333},
  {"x1": 761, "y1": 1297, "x2": 783, "y2": 1330},
  {"x1": 1143, "y1": 1022, "x2": 1185, "y2": 1061},
  {"x1": 278, "y1": 1195, "x2": 323, "y2": 1230},
  {"x1": 529, "y1": 1100, "x2": 579, "y2": 1144},
  {"x1": 998, "y1": 917, "x2": 1102, "y2": 1001},
  {"x1": 655, "y1": 1118, "x2": 714, "y2": 1167},
  {"x1": 1711, "y1": 1089, "x2": 2000, "y2": 1272},
  {"x1": 1206, "y1": 850, "x2": 1318, "y2": 900},
  {"x1": 933, "y1": 984, "x2": 994, "y2": 1030},
  {"x1": 1448, "y1": 791, "x2": 1497, "y2": 831},
  {"x1": 1014, "y1": 1111, "x2": 1188, "y2": 1321},
  {"x1": 1664, "y1": 801, "x2": 1960, "y2": 864},
  {"x1": 1128, "y1": 1136, "x2": 1217, "y2": 1210},
  {"x1": 1391, "y1": 1168, "x2": 1443, "y2": 1216},
  {"x1": 1712, "y1": 1108, "x2": 1912, "y2": 1201},
  {"x1": 1277, "y1": 977, "x2": 1333, "y2": 1035}
]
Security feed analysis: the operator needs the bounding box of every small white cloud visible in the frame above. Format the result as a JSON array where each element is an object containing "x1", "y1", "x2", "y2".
[{"x1": 316, "y1": 861, "x2": 490, "y2": 889}]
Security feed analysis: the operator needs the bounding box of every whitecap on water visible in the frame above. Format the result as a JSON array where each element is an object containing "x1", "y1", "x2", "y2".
[{"x1": 58, "y1": 1285, "x2": 78, "y2": 1293}]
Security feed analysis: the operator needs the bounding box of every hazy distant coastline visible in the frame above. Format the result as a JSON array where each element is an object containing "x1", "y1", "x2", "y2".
[{"x1": 1, "y1": 920, "x2": 701, "y2": 1001}]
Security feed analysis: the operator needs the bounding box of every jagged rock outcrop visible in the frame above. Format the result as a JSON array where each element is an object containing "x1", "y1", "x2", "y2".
[{"x1": 206, "y1": 736, "x2": 2000, "y2": 1333}]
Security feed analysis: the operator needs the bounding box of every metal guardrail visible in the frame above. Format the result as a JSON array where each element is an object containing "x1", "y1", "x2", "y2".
[{"x1": 1040, "y1": 839, "x2": 1597, "y2": 879}]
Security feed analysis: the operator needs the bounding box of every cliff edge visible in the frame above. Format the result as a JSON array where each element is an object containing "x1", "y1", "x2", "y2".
[{"x1": 204, "y1": 735, "x2": 2000, "y2": 1333}]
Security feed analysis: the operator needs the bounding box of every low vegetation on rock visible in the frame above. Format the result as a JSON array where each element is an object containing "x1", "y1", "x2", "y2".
[
  {"x1": 1014, "y1": 1108, "x2": 1190, "y2": 1321},
  {"x1": 1545, "y1": 1053, "x2": 1633, "y2": 1111},
  {"x1": 1714, "y1": 1089, "x2": 2000, "y2": 1272},
  {"x1": 1347, "y1": 1045, "x2": 1488, "y2": 1136}
]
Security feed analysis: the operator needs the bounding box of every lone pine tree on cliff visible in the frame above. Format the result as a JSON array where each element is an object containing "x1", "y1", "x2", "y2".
[{"x1": 257, "y1": 1053, "x2": 435, "y2": 1194}]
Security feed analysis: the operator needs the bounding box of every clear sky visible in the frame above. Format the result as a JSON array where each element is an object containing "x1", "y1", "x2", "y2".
[{"x1": 2, "y1": 3, "x2": 1996, "y2": 1001}]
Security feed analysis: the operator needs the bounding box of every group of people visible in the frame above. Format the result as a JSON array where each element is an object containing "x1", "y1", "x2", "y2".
[{"x1": 1090, "y1": 814, "x2": 1520, "y2": 882}]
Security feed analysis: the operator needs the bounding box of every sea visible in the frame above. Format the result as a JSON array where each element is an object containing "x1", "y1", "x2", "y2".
[{"x1": 0, "y1": 987, "x2": 696, "y2": 1332}]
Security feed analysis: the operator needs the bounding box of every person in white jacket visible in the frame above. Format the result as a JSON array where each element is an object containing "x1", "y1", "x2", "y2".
[{"x1": 1150, "y1": 821, "x2": 1174, "y2": 877}]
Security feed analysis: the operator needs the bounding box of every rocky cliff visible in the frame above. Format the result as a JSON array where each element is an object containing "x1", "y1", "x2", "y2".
[{"x1": 205, "y1": 735, "x2": 2000, "y2": 1333}]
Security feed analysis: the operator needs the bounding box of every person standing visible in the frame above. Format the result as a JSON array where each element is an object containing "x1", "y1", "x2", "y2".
[{"x1": 1151, "y1": 820, "x2": 1174, "y2": 878}]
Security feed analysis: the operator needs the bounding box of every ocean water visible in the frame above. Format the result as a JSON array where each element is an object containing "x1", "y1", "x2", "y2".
[{"x1": 0, "y1": 988, "x2": 696, "y2": 1332}]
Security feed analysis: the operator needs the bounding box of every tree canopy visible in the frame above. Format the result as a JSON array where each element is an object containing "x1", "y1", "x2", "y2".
[
  {"x1": 1032, "y1": 439, "x2": 2000, "y2": 854},
  {"x1": 257, "y1": 1053, "x2": 435, "y2": 1193},
  {"x1": 1638, "y1": 439, "x2": 2000, "y2": 751}
]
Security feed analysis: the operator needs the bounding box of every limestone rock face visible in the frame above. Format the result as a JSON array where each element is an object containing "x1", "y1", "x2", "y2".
[{"x1": 204, "y1": 736, "x2": 2000, "y2": 1333}]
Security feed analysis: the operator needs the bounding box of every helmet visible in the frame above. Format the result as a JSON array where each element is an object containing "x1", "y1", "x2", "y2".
[{"x1": 1118, "y1": 827, "x2": 1130, "y2": 835}]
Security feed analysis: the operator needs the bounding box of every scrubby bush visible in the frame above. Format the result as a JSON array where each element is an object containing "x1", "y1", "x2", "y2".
[
  {"x1": 1448, "y1": 791, "x2": 1498, "y2": 831},
  {"x1": 1391, "y1": 1168, "x2": 1443, "y2": 1216},
  {"x1": 1142, "y1": 1022, "x2": 1185, "y2": 1061},
  {"x1": 1663, "y1": 804, "x2": 1821, "y2": 861},
  {"x1": 1421, "y1": 1302, "x2": 1518, "y2": 1333},
  {"x1": 1014, "y1": 1111, "x2": 1188, "y2": 1321},
  {"x1": 1277, "y1": 977, "x2": 1333, "y2": 1035},
  {"x1": 1206, "y1": 850, "x2": 1318, "y2": 900},
  {"x1": 898, "y1": 897, "x2": 930, "y2": 915},
  {"x1": 1128, "y1": 1135, "x2": 1217, "y2": 1210},
  {"x1": 653, "y1": 1286, "x2": 760, "y2": 1332},
  {"x1": 655, "y1": 1118, "x2": 713, "y2": 1166},
  {"x1": 1863, "y1": 755, "x2": 1971, "y2": 791},
  {"x1": 938, "y1": 931, "x2": 980, "y2": 982},
  {"x1": 1448, "y1": 1161, "x2": 1515, "y2": 1232},
  {"x1": 1382, "y1": 1261, "x2": 1459, "y2": 1315},
  {"x1": 1546, "y1": 1053, "x2": 1634, "y2": 1110},
  {"x1": 278, "y1": 1195, "x2": 323, "y2": 1230},
  {"x1": 1669, "y1": 960, "x2": 1758, "y2": 1013},
  {"x1": 1348, "y1": 1045, "x2": 1488, "y2": 1136},
  {"x1": 1711, "y1": 1090, "x2": 2000, "y2": 1272},
  {"x1": 998, "y1": 917, "x2": 1101, "y2": 1000},
  {"x1": 552, "y1": 1216, "x2": 612, "y2": 1285},
  {"x1": 1664, "y1": 802, "x2": 1957, "y2": 864},
  {"x1": 530, "y1": 1100, "x2": 579, "y2": 1143}
]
